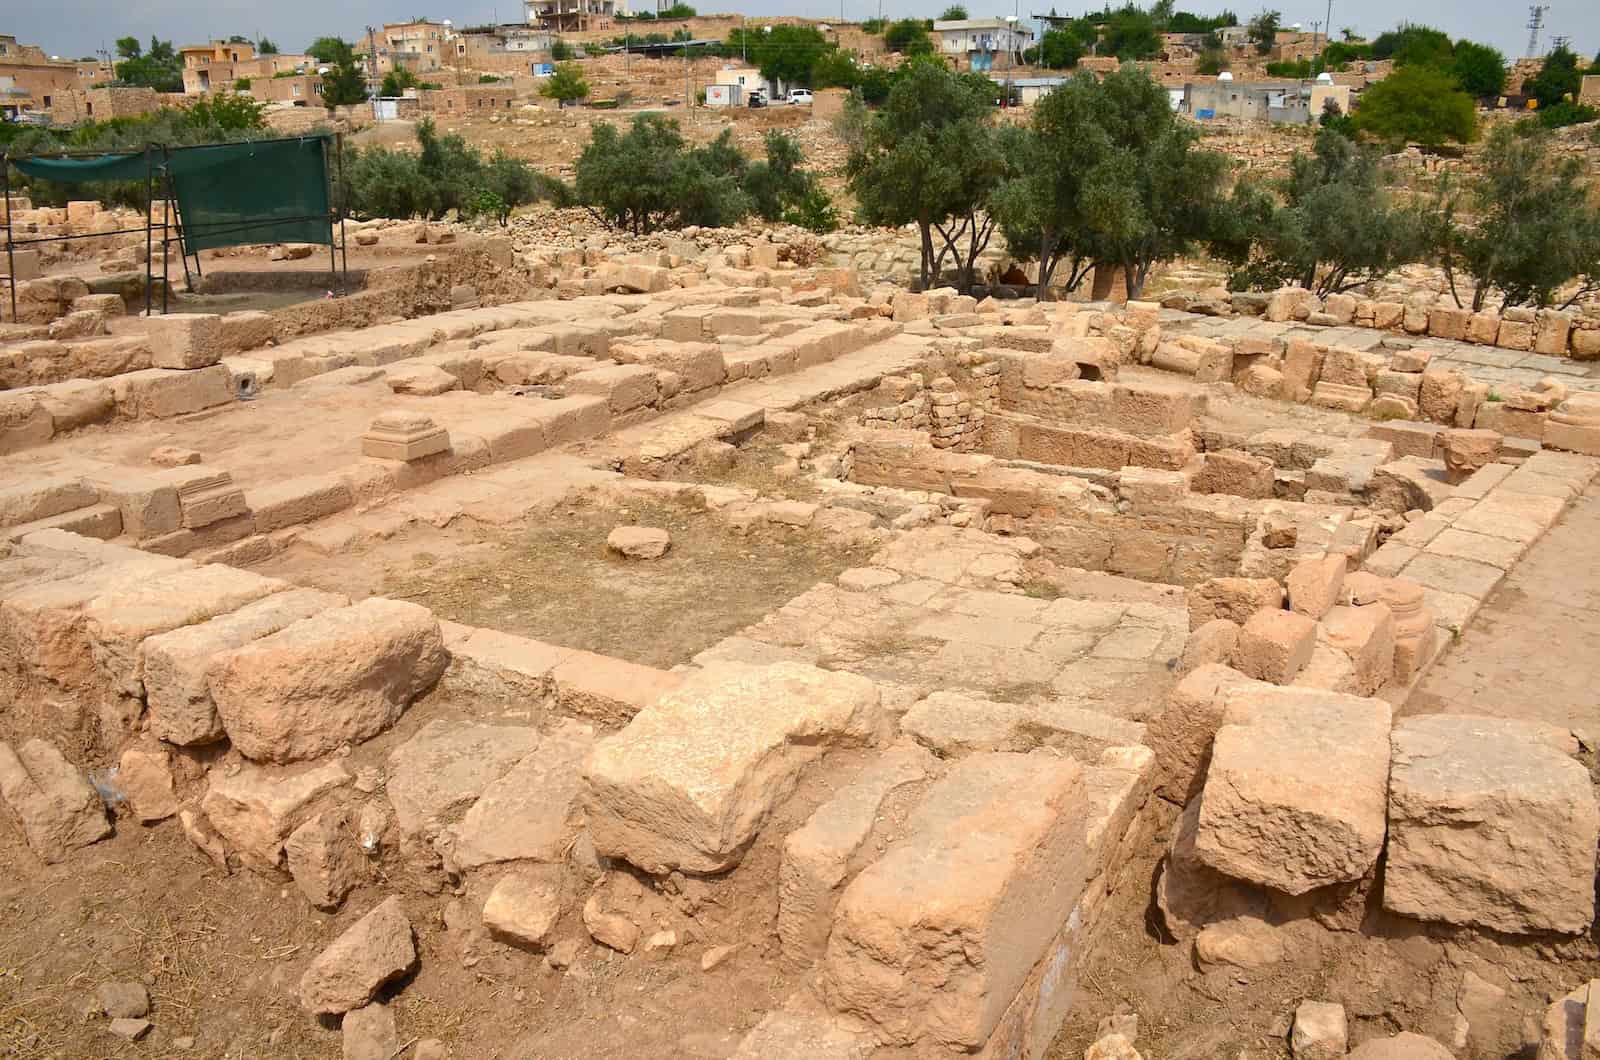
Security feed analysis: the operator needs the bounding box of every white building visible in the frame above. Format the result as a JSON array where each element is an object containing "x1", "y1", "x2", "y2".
[{"x1": 933, "y1": 18, "x2": 1033, "y2": 72}]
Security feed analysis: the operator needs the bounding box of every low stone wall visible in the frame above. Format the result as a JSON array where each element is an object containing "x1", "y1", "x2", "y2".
[{"x1": 1170, "y1": 285, "x2": 1600, "y2": 361}]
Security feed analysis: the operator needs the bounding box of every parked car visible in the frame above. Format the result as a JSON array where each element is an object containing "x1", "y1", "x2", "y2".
[
  {"x1": 747, "y1": 89, "x2": 768, "y2": 108},
  {"x1": 786, "y1": 88, "x2": 814, "y2": 105}
]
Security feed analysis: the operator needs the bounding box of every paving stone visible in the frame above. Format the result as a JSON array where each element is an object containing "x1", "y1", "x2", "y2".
[{"x1": 901, "y1": 691, "x2": 1146, "y2": 758}]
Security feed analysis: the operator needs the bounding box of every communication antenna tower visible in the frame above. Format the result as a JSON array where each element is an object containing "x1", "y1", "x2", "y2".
[{"x1": 1524, "y1": 4, "x2": 1548, "y2": 59}]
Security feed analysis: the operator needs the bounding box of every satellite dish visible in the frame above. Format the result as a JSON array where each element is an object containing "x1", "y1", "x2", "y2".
[
  {"x1": 1316, "y1": 71, "x2": 1333, "y2": 83},
  {"x1": 1218, "y1": 70, "x2": 1234, "y2": 81}
]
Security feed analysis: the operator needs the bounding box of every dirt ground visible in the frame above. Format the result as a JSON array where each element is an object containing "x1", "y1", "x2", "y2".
[{"x1": 259, "y1": 496, "x2": 872, "y2": 670}]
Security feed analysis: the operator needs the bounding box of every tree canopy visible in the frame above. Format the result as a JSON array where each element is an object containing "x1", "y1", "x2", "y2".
[
  {"x1": 1425, "y1": 126, "x2": 1600, "y2": 311},
  {"x1": 305, "y1": 37, "x2": 348, "y2": 64},
  {"x1": 317, "y1": 39, "x2": 368, "y2": 108},
  {"x1": 1450, "y1": 40, "x2": 1506, "y2": 99},
  {"x1": 540, "y1": 61, "x2": 589, "y2": 102},
  {"x1": 1375, "y1": 22, "x2": 1453, "y2": 66},
  {"x1": 995, "y1": 67, "x2": 1229, "y2": 300},
  {"x1": 748, "y1": 25, "x2": 830, "y2": 85},
  {"x1": 1246, "y1": 9, "x2": 1279, "y2": 55},
  {"x1": 940, "y1": 5, "x2": 969, "y2": 19},
  {"x1": 846, "y1": 60, "x2": 1008, "y2": 289},
  {"x1": 1214, "y1": 128, "x2": 1424, "y2": 296},
  {"x1": 1034, "y1": 26, "x2": 1089, "y2": 69},
  {"x1": 1352, "y1": 63, "x2": 1478, "y2": 146},
  {"x1": 884, "y1": 20, "x2": 933, "y2": 55},
  {"x1": 1101, "y1": 6, "x2": 1162, "y2": 60},
  {"x1": 113, "y1": 36, "x2": 182, "y2": 92}
]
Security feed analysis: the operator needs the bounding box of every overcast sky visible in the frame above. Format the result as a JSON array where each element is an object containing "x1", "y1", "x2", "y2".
[{"x1": 11, "y1": 0, "x2": 1596, "y2": 69}]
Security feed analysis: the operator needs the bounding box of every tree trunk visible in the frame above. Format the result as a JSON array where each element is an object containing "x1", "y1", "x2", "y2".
[{"x1": 918, "y1": 221, "x2": 935, "y2": 290}]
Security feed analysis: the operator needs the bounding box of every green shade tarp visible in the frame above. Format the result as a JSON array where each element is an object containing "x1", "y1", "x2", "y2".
[{"x1": 13, "y1": 137, "x2": 333, "y2": 251}]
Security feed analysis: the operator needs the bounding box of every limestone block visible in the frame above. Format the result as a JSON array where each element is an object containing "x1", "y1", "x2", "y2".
[
  {"x1": 285, "y1": 809, "x2": 364, "y2": 910},
  {"x1": 0, "y1": 738, "x2": 112, "y2": 862},
  {"x1": 1426, "y1": 306, "x2": 1470, "y2": 341},
  {"x1": 564, "y1": 363, "x2": 659, "y2": 413},
  {"x1": 0, "y1": 476, "x2": 98, "y2": 529},
  {"x1": 1234, "y1": 608, "x2": 1317, "y2": 684},
  {"x1": 246, "y1": 474, "x2": 354, "y2": 533},
  {"x1": 1195, "y1": 686, "x2": 1391, "y2": 894},
  {"x1": 385, "y1": 720, "x2": 541, "y2": 839},
  {"x1": 1292, "y1": 1001, "x2": 1348, "y2": 1060},
  {"x1": 1179, "y1": 619, "x2": 1240, "y2": 675},
  {"x1": 1420, "y1": 369, "x2": 1465, "y2": 429},
  {"x1": 209, "y1": 599, "x2": 448, "y2": 763},
  {"x1": 141, "y1": 588, "x2": 347, "y2": 746},
  {"x1": 447, "y1": 720, "x2": 594, "y2": 871},
  {"x1": 778, "y1": 746, "x2": 933, "y2": 968},
  {"x1": 584, "y1": 663, "x2": 887, "y2": 874},
  {"x1": 1534, "y1": 310, "x2": 1573, "y2": 355},
  {"x1": 116, "y1": 745, "x2": 178, "y2": 822},
  {"x1": 110, "y1": 365, "x2": 233, "y2": 418},
  {"x1": 36, "y1": 378, "x2": 115, "y2": 431},
  {"x1": 146, "y1": 313, "x2": 223, "y2": 369},
  {"x1": 1286, "y1": 555, "x2": 1346, "y2": 620},
  {"x1": 1386, "y1": 714, "x2": 1598, "y2": 935},
  {"x1": 820, "y1": 752, "x2": 1092, "y2": 1050},
  {"x1": 84, "y1": 563, "x2": 286, "y2": 701},
  {"x1": 199, "y1": 759, "x2": 351, "y2": 870},
  {"x1": 482, "y1": 867, "x2": 563, "y2": 949},
  {"x1": 1372, "y1": 302, "x2": 1403, "y2": 330},
  {"x1": 1496, "y1": 318, "x2": 1534, "y2": 351},
  {"x1": 1192, "y1": 450, "x2": 1274, "y2": 499},
  {"x1": 1318, "y1": 603, "x2": 1395, "y2": 696},
  {"x1": 298, "y1": 896, "x2": 416, "y2": 1015},
  {"x1": 1347, "y1": 1034, "x2": 1453, "y2": 1060},
  {"x1": 0, "y1": 391, "x2": 54, "y2": 454},
  {"x1": 1466, "y1": 311, "x2": 1500, "y2": 345},
  {"x1": 1441, "y1": 428, "x2": 1501, "y2": 484},
  {"x1": 1146, "y1": 663, "x2": 1262, "y2": 805},
  {"x1": 1187, "y1": 577, "x2": 1285, "y2": 630},
  {"x1": 900, "y1": 692, "x2": 1145, "y2": 758}
]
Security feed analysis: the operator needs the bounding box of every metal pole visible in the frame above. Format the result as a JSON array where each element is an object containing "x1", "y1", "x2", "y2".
[
  {"x1": 337, "y1": 133, "x2": 349, "y2": 294},
  {"x1": 160, "y1": 153, "x2": 170, "y2": 314},
  {"x1": 163, "y1": 146, "x2": 192, "y2": 292},
  {"x1": 2, "y1": 153, "x2": 16, "y2": 325},
  {"x1": 143, "y1": 146, "x2": 153, "y2": 317},
  {"x1": 322, "y1": 137, "x2": 338, "y2": 293}
]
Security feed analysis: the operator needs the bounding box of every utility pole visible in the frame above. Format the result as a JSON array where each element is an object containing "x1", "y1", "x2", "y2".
[{"x1": 1322, "y1": 0, "x2": 1332, "y2": 55}]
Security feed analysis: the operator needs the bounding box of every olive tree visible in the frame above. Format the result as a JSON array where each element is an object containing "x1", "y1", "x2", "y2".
[{"x1": 845, "y1": 60, "x2": 1010, "y2": 290}]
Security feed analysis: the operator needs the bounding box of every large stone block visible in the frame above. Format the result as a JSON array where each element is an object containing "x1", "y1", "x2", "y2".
[
  {"x1": 245, "y1": 474, "x2": 354, "y2": 533},
  {"x1": 1385, "y1": 714, "x2": 1598, "y2": 935},
  {"x1": 583, "y1": 662, "x2": 887, "y2": 874},
  {"x1": 1146, "y1": 664, "x2": 1263, "y2": 805},
  {"x1": 384, "y1": 720, "x2": 540, "y2": 838},
  {"x1": 84, "y1": 564, "x2": 286, "y2": 703},
  {"x1": 1234, "y1": 608, "x2": 1317, "y2": 684},
  {"x1": 0, "y1": 738, "x2": 112, "y2": 862},
  {"x1": 146, "y1": 313, "x2": 224, "y2": 369},
  {"x1": 447, "y1": 719, "x2": 595, "y2": 871},
  {"x1": 209, "y1": 599, "x2": 447, "y2": 763},
  {"x1": 1195, "y1": 687, "x2": 1390, "y2": 895},
  {"x1": 199, "y1": 759, "x2": 350, "y2": 870},
  {"x1": 777, "y1": 747, "x2": 934, "y2": 968},
  {"x1": 1187, "y1": 577, "x2": 1285, "y2": 630},
  {"x1": 820, "y1": 752, "x2": 1091, "y2": 1051},
  {"x1": 110, "y1": 366, "x2": 233, "y2": 419}
]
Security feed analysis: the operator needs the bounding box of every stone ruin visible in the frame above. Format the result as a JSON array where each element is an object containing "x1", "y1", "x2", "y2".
[{"x1": 2, "y1": 198, "x2": 1600, "y2": 1059}]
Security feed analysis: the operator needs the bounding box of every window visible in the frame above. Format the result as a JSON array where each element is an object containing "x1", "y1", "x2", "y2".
[
  {"x1": 42, "y1": 95, "x2": 51, "y2": 106},
  {"x1": 85, "y1": 101, "x2": 93, "y2": 114}
]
